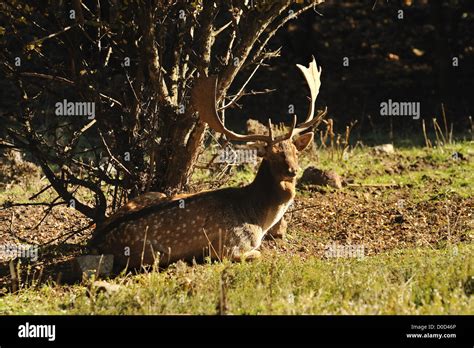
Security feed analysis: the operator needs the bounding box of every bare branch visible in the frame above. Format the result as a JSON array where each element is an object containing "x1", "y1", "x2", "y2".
[
  {"x1": 248, "y1": 2, "x2": 322, "y2": 68},
  {"x1": 220, "y1": 58, "x2": 265, "y2": 110},
  {"x1": 97, "y1": 129, "x2": 132, "y2": 176},
  {"x1": 25, "y1": 24, "x2": 79, "y2": 47}
]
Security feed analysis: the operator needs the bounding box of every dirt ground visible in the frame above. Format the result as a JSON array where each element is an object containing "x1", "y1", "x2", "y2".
[
  {"x1": 0, "y1": 143, "x2": 473, "y2": 293},
  {"x1": 0, "y1": 180, "x2": 472, "y2": 292}
]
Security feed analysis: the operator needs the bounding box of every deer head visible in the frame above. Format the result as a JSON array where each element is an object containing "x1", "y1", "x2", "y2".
[{"x1": 191, "y1": 57, "x2": 327, "y2": 188}]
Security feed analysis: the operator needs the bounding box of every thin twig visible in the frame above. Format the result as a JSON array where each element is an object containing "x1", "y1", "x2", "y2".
[
  {"x1": 213, "y1": 21, "x2": 232, "y2": 37},
  {"x1": 421, "y1": 119, "x2": 431, "y2": 148},
  {"x1": 97, "y1": 129, "x2": 132, "y2": 176},
  {"x1": 31, "y1": 195, "x2": 63, "y2": 230},
  {"x1": 1, "y1": 201, "x2": 66, "y2": 209},
  {"x1": 40, "y1": 221, "x2": 95, "y2": 247},
  {"x1": 440, "y1": 103, "x2": 449, "y2": 144},
  {"x1": 25, "y1": 24, "x2": 79, "y2": 47},
  {"x1": 19, "y1": 72, "x2": 123, "y2": 107},
  {"x1": 29, "y1": 184, "x2": 53, "y2": 201},
  {"x1": 220, "y1": 59, "x2": 265, "y2": 110}
]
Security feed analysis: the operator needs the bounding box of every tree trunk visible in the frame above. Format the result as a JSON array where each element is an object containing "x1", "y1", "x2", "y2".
[{"x1": 152, "y1": 108, "x2": 207, "y2": 194}]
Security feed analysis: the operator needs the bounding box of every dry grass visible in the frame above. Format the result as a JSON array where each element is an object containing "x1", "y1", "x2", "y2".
[{"x1": 0, "y1": 141, "x2": 472, "y2": 313}]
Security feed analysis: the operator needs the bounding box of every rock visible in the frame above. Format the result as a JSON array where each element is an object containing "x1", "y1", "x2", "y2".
[
  {"x1": 73, "y1": 254, "x2": 114, "y2": 278},
  {"x1": 267, "y1": 217, "x2": 287, "y2": 239},
  {"x1": 298, "y1": 166, "x2": 343, "y2": 189},
  {"x1": 373, "y1": 144, "x2": 395, "y2": 154}
]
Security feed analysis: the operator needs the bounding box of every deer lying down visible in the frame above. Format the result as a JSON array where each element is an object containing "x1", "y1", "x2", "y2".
[{"x1": 88, "y1": 58, "x2": 326, "y2": 269}]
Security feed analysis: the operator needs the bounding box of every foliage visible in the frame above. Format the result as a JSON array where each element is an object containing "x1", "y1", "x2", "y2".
[{"x1": 0, "y1": 0, "x2": 323, "y2": 223}]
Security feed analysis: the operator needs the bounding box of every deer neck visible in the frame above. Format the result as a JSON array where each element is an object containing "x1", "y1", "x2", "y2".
[{"x1": 245, "y1": 159, "x2": 295, "y2": 231}]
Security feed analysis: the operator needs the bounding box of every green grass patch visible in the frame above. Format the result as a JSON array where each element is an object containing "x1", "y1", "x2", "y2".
[
  {"x1": 1, "y1": 244, "x2": 472, "y2": 315},
  {"x1": 313, "y1": 141, "x2": 473, "y2": 200}
]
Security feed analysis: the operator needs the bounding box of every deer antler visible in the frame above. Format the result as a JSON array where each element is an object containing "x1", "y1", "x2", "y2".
[
  {"x1": 191, "y1": 76, "x2": 272, "y2": 143},
  {"x1": 287, "y1": 57, "x2": 327, "y2": 138},
  {"x1": 191, "y1": 57, "x2": 326, "y2": 145}
]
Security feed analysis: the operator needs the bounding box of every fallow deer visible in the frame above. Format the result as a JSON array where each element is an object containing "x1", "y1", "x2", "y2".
[{"x1": 89, "y1": 58, "x2": 326, "y2": 269}]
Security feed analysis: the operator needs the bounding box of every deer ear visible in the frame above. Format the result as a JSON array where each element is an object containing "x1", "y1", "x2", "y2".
[{"x1": 293, "y1": 132, "x2": 314, "y2": 152}]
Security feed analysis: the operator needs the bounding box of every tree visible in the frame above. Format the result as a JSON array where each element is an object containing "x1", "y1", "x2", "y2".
[{"x1": 0, "y1": 0, "x2": 323, "y2": 225}]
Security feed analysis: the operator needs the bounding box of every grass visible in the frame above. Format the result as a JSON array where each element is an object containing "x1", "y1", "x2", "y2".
[
  {"x1": 315, "y1": 141, "x2": 474, "y2": 199},
  {"x1": 0, "y1": 139, "x2": 473, "y2": 314},
  {"x1": 0, "y1": 244, "x2": 471, "y2": 314}
]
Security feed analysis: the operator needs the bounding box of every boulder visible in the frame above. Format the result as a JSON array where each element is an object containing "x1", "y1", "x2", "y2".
[
  {"x1": 298, "y1": 166, "x2": 343, "y2": 189},
  {"x1": 373, "y1": 144, "x2": 395, "y2": 154}
]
